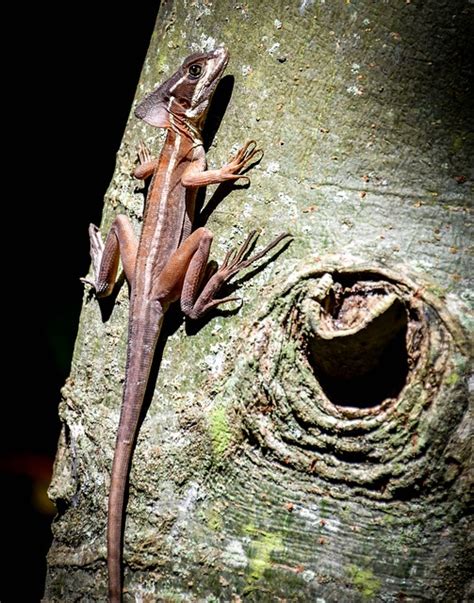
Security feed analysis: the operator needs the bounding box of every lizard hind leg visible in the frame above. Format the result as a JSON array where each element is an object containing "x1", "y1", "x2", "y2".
[
  {"x1": 183, "y1": 230, "x2": 292, "y2": 319},
  {"x1": 81, "y1": 215, "x2": 138, "y2": 298}
]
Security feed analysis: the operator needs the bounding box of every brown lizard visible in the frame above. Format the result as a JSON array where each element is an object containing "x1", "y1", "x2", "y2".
[{"x1": 83, "y1": 46, "x2": 289, "y2": 601}]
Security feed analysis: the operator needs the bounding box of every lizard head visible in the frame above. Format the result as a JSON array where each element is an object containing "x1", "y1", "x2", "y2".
[{"x1": 135, "y1": 47, "x2": 229, "y2": 129}]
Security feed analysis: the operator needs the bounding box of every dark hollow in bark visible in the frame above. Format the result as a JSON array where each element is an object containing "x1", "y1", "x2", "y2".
[{"x1": 304, "y1": 274, "x2": 414, "y2": 408}]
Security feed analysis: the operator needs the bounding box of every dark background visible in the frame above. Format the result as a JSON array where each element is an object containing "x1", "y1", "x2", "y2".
[{"x1": 1, "y1": 5, "x2": 158, "y2": 601}]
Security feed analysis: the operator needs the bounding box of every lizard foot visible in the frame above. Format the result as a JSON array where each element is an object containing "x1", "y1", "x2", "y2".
[
  {"x1": 221, "y1": 140, "x2": 264, "y2": 185},
  {"x1": 80, "y1": 224, "x2": 104, "y2": 290},
  {"x1": 230, "y1": 140, "x2": 263, "y2": 171},
  {"x1": 188, "y1": 230, "x2": 292, "y2": 317},
  {"x1": 137, "y1": 140, "x2": 152, "y2": 165},
  {"x1": 218, "y1": 229, "x2": 291, "y2": 281}
]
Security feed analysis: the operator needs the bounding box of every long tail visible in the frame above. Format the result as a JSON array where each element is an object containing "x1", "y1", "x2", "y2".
[
  {"x1": 108, "y1": 432, "x2": 136, "y2": 603},
  {"x1": 107, "y1": 310, "x2": 164, "y2": 602}
]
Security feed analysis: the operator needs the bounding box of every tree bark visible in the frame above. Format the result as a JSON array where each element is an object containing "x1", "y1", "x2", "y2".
[{"x1": 45, "y1": 1, "x2": 472, "y2": 601}]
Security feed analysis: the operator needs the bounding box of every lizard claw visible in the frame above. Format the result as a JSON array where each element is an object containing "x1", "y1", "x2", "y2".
[{"x1": 242, "y1": 140, "x2": 264, "y2": 165}]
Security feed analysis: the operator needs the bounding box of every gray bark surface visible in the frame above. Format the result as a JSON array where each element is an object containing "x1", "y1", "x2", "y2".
[{"x1": 45, "y1": 1, "x2": 472, "y2": 601}]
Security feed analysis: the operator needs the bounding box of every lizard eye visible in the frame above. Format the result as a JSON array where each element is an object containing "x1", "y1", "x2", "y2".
[{"x1": 188, "y1": 64, "x2": 203, "y2": 78}]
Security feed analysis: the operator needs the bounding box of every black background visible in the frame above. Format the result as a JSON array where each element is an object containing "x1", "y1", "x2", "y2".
[{"x1": 1, "y1": 4, "x2": 158, "y2": 601}]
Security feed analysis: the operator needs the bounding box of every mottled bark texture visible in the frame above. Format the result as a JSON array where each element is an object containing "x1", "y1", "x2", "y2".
[{"x1": 45, "y1": 1, "x2": 472, "y2": 601}]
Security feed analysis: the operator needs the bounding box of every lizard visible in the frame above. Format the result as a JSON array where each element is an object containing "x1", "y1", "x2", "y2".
[{"x1": 82, "y1": 46, "x2": 290, "y2": 602}]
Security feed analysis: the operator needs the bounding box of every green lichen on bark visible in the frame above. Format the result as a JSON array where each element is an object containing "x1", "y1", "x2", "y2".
[
  {"x1": 208, "y1": 404, "x2": 233, "y2": 460},
  {"x1": 347, "y1": 565, "x2": 381, "y2": 601},
  {"x1": 244, "y1": 525, "x2": 284, "y2": 588},
  {"x1": 45, "y1": 0, "x2": 472, "y2": 601}
]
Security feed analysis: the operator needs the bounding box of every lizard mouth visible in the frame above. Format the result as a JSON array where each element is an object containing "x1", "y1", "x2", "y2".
[{"x1": 212, "y1": 46, "x2": 230, "y2": 71}]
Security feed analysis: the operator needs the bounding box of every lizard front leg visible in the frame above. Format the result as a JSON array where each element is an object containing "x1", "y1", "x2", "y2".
[
  {"x1": 181, "y1": 140, "x2": 262, "y2": 187},
  {"x1": 133, "y1": 141, "x2": 159, "y2": 180}
]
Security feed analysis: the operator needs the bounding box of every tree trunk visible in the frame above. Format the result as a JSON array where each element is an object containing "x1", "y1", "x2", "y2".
[{"x1": 45, "y1": 1, "x2": 472, "y2": 601}]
